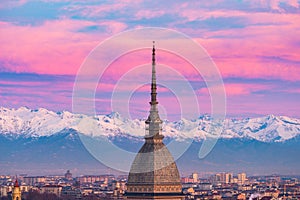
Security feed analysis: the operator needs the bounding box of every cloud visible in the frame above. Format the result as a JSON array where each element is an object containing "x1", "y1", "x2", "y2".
[
  {"x1": 225, "y1": 83, "x2": 272, "y2": 96},
  {"x1": 0, "y1": 0, "x2": 300, "y2": 118},
  {"x1": 0, "y1": 0, "x2": 27, "y2": 9},
  {"x1": 189, "y1": 11, "x2": 300, "y2": 81},
  {"x1": 246, "y1": 0, "x2": 299, "y2": 11},
  {"x1": 197, "y1": 83, "x2": 270, "y2": 97},
  {"x1": 0, "y1": 1, "x2": 69, "y2": 25},
  {"x1": 0, "y1": 19, "x2": 127, "y2": 75},
  {"x1": 0, "y1": 72, "x2": 74, "y2": 111},
  {"x1": 135, "y1": 10, "x2": 165, "y2": 20}
]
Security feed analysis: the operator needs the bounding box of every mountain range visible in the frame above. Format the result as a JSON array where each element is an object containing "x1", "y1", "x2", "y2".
[{"x1": 0, "y1": 107, "x2": 299, "y2": 176}]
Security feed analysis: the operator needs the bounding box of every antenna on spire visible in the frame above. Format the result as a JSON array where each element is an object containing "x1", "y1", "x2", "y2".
[
  {"x1": 152, "y1": 41, "x2": 155, "y2": 64},
  {"x1": 151, "y1": 41, "x2": 157, "y2": 105}
]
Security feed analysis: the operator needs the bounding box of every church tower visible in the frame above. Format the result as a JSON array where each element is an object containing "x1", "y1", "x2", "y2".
[
  {"x1": 12, "y1": 179, "x2": 21, "y2": 200},
  {"x1": 125, "y1": 43, "x2": 183, "y2": 200}
]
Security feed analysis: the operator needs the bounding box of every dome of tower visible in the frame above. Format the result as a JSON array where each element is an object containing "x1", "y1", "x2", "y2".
[{"x1": 126, "y1": 138, "x2": 182, "y2": 194}]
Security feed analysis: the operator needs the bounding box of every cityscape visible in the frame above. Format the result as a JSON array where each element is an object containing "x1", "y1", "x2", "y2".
[
  {"x1": 1, "y1": 0, "x2": 300, "y2": 200},
  {"x1": 0, "y1": 41, "x2": 299, "y2": 200},
  {"x1": 1, "y1": 171, "x2": 300, "y2": 199}
]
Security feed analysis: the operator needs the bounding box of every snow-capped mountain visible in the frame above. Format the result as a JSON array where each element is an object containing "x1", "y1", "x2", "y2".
[
  {"x1": 0, "y1": 107, "x2": 300, "y2": 142},
  {"x1": 1, "y1": 107, "x2": 300, "y2": 175}
]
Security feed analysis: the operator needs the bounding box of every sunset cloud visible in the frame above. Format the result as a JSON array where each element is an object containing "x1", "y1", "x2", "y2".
[{"x1": 0, "y1": 0, "x2": 299, "y2": 118}]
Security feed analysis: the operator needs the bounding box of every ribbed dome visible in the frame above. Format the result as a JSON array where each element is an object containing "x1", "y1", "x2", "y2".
[{"x1": 126, "y1": 137, "x2": 182, "y2": 194}]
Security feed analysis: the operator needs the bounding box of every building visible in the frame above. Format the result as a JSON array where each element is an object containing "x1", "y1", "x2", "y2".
[
  {"x1": 181, "y1": 177, "x2": 194, "y2": 184},
  {"x1": 125, "y1": 43, "x2": 183, "y2": 199},
  {"x1": 0, "y1": 185, "x2": 8, "y2": 197},
  {"x1": 77, "y1": 175, "x2": 114, "y2": 184},
  {"x1": 225, "y1": 173, "x2": 233, "y2": 184},
  {"x1": 213, "y1": 173, "x2": 233, "y2": 184},
  {"x1": 237, "y1": 193, "x2": 246, "y2": 200},
  {"x1": 65, "y1": 170, "x2": 72, "y2": 180},
  {"x1": 198, "y1": 183, "x2": 213, "y2": 191},
  {"x1": 238, "y1": 173, "x2": 247, "y2": 185},
  {"x1": 23, "y1": 176, "x2": 45, "y2": 186},
  {"x1": 192, "y1": 173, "x2": 198, "y2": 183},
  {"x1": 41, "y1": 185, "x2": 62, "y2": 197},
  {"x1": 12, "y1": 179, "x2": 21, "y2": 200}
]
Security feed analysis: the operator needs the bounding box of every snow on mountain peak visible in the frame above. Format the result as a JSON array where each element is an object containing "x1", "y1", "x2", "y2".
[{"x1": 0, "y1": 107, "x2": 299, "y2": 142}]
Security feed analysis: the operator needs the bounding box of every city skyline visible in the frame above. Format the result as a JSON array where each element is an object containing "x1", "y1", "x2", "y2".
[
  {"x1": 0, "y1": 1, "x2": 300, "y2": 119},
  {"x1": 1, "y1": 171, "x2": 300, "y2": 199},
  {"x1": 0, "y1": 2, "x2": 300, "y2": 199}
]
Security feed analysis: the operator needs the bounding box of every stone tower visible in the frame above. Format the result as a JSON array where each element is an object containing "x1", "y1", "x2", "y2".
[
  {"x1": 12, "y1": 179, "x2": 21, "y2": 200},
  {"x1": 125, "y1": 43, "x2": 183, "y2": 200}
]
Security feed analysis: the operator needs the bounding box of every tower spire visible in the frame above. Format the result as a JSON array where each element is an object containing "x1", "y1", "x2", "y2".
[
  {"x1": 125, "y1": 42, "x2": 183, "y2": 200},
  {"x1": 12, "y1": 176, "x2": 21, "y2": 200},
  {"x1": 151, "y1": 41, "x2": 157, "y2": 105},
  {"x1": 145, "y1": 41, "x2": 162, "y2": 138}
]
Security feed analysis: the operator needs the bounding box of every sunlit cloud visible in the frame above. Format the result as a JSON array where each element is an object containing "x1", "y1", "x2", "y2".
[{"x1": 0, "y1": 0, "x2": 299, "y2": 118}]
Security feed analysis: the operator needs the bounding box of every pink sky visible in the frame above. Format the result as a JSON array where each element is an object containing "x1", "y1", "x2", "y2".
[{"x1": 0, "y1": 0, "x2": 299, "y2": 119}]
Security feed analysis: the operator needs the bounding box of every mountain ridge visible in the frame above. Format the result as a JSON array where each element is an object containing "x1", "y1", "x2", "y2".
[
  {"x1": 0, "y1": 107, "x2": 300, "y2": 143},
  {"x1": 0, "y1": 107, "x2": 300, "y2": 175}
]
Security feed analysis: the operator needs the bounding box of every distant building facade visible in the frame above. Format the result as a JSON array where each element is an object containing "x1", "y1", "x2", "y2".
[
  {"x1": 213, "y1": 173, "x2": 233, "y2": 184},
  {"x1": 41, "y1": 185, "x2": 62, "y2": 197},
  {"x1": 23, "y1": 176, "x2": 45, "y2": 186},
  {"x1": 238, "y1": 173, "x2": 247, "y2": 185},
  {"x1": 192, "y1": 173, "x2": 198, "y2": 183}
]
